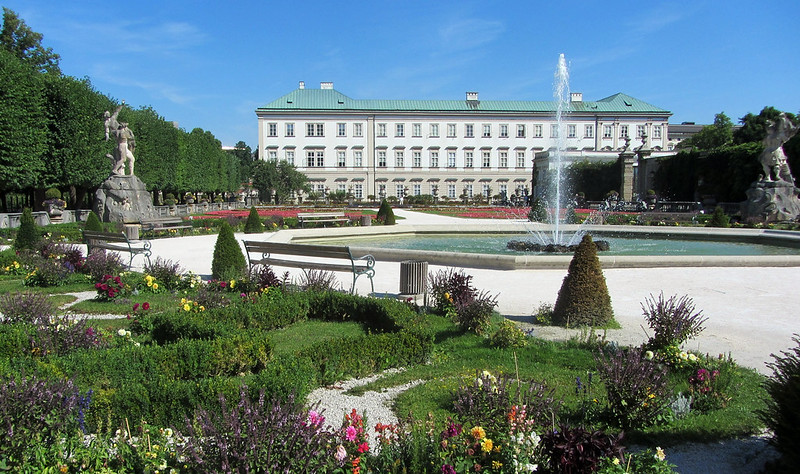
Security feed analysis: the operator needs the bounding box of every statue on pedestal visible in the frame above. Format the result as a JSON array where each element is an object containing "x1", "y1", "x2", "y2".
[
  {"x1": 759, "y1": 113, "x2": 798, "y2": 183},
  {"x1": 103, "y1": 104, "x2": 136, "y2": 176}
]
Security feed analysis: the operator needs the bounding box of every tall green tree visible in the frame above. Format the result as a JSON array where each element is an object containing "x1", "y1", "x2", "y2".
[
  {"x1": 123, "y1": 105, "x2": 181, "y2": 193},
  {"x1": 0, "y1": 49, "x2": 47, "y2": 210},
  {"x1": 251, "y1": 159, "x2": 309, "y2": 204},
  {"x1": 682, "y1": 112, "x2": 734, "y2": 150},
  {"x1": 0, "y1": 7, "x2": 60, "y2": 74},
  {"x1": 228, "y1": 140, "x2": 253, "y2": 184}
]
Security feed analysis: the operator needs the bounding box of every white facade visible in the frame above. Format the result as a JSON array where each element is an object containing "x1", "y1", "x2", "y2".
[{"x1": 256, "y1": 83, "x2": 672, "y2": 201}]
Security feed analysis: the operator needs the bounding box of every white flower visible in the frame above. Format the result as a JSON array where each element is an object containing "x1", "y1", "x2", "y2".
[
  {"x1": 117, "y1": 329, "x2": 127, "y2": 337},
  {"x1": 688, "y1": 353, "x2": 698, "y2": 362},
  {"x1": 645, "y1": 350, "x2": 654, "y2": 360}
]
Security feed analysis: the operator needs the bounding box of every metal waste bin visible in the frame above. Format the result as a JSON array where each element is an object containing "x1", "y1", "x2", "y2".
[{"x1": 399, "y1": 260, "x2": 427, "y2": 295}]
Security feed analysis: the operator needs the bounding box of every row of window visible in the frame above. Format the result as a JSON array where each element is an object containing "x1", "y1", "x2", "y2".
[
  {"x1": 312, "y1": 182, "x2": 528, "y2": 200},
  {"x1": 266, "y1": 148, "x2": 533, "y2": 169},
  {"x1": 266, "y1": 122, "x2": 663, "y2": 140}
]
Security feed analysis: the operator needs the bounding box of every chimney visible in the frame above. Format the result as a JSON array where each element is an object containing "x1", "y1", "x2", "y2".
[
  {"x1": 321, "y1": 82, "x2": 334, "y2": 90},
  {"x1": 570, "y1": 92, "x2": 583, "y2": 102},
  {"x1": 466, "y1": 91, "x2": 479, "y2": 101},
  {"x1": 299, "y1": 81, "x2": 305, "y2": 89}
]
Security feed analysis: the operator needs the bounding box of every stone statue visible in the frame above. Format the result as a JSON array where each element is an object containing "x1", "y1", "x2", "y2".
[
  {"x1": 103, "y1": 103, "x2": 136, "y2": 176},
  {"x1": 759, "y1": 113, "x2": 799, "y2": 182}
]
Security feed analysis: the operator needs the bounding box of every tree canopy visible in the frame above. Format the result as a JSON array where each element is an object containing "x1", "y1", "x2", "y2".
[
  {"x1": 251, "y1": 159, "x2": 309, "y2": 204},
  {"x1": 0, "y1": 7, "x2": 60, "y2": 73},
  {"x1": 681, "y1": 112, "x2": 734, "y2": 150}
]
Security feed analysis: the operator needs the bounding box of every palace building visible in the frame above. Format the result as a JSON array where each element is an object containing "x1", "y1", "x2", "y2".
[{"x1": 256, "y1": 81, "x2": 672, "y2": 202}]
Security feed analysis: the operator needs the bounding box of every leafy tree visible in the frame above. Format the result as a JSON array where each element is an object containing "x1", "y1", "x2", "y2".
[
  {"x1": 14, "y1": 207, "x2": 39, "y2": 250},
  {"x1": 552, "y1": 234, "x2": 614, "y2": 327},
  {"x1": 211, "y1": 221, "x2": 247, "y2": 280},
  {"x1": 0, "y1": 49, "x2": 47, "y2": 210},
  {"x1": 682, "y1": 112, "x2": 734, "y2": 150},
  {"x1": 251, "y1": 159, "x2": 309, "y2": 204},
  {"x1": 228, "y1": 141, "x2": 253, "y2": 184},
  {"x1": 568, "y1": 159, "x2": 620, "y2": 201},
  {"x1": 0, "y1": 7, "x2": 60, "y2": 73},
  {"x1": 733, "y1": 106, "x2": 796, "y2": 144},
  {"x1": 123, "y1": 105, "x2": 182, "y2": 194}
]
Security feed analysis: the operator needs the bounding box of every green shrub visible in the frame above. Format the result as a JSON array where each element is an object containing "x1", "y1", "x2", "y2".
[
  {"x1": 552, "y1": 234, "x2": 614, "y2": 327},
  {"x1": 760, "y1": 335, "x2": 800, "y2": 472},
  {"x1": 84, "y1": 211, "x2": 103, "y2": 231},
  {"x1": 243, "y1": 206, "x2": 264, "y2": 234},
  {"x1": 44, "y1": 187, "x2": 62, "y2": 200},
  {"x1": 707, "y1": 205, "x2": 731, "y2": 228},
  {"x1": 642, "y1": 293, "x2": 708, "y2": 352},
  {"x1": 211, "y1": 221, "x2": 247, "y2": 280},
  {"x1": 489, "y1": 319, "x2": 529, "y2": 349},
  {"x1": 13, "y1": 208, "x2": 39, "y2": 251},
  {"x1": 529, "y1": 198, "x2": 549, "y2": 222},
  {"x1": 376, "y1": 199, "x2": 396, "y2": 225}
]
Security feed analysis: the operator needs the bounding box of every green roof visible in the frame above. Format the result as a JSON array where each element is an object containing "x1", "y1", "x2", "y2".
[{"x1": 257, "y1": 88, "x2": 670, "y2": 115}]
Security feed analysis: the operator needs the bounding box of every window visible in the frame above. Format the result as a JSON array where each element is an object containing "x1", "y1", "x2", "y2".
[
  {"x1": 447, "y1": 184, "x2": 456, "y2": 198},
  {"x1": 413, "y1": 151, "x2": 421, "y2": 167},
  {"x1": 550, "y1": 124, "x2": 559, "y2": 138},
  {"x1": 378, "y1": 150, "x2": 386, "y2": 167},
  {"x1": 516, "y1": 151, "x2": 525, "y2": 168},
  {"x1": 378, "y1": 184, "x2": 386, "y2": 198},
  {"x1": 337, "y1": 150, "x2": 346, "y2": 167},
  {"x1": 396, "y1": 123, "x2": 404, "y2": 137},
  {"x1": 354, "y1": 150, "x2": 363, "y2": 167},
  {"x1": 306, "y1": 150, "x2": 323, "y2": 167},
  {"x1": 603, "y1": 125, "x2": 613, "y2": 138},
  {"x1": 499, "y1": 184, "x2": 507, "y2": 197},
  {"x1": 567, "y1": 124, "x2": 576, "y2": 138},
  {"x1": 354, "y1": 184, "x2": 363, "y2": 199},
  {"x1": 337, "y1": 123, "x2": 346, "y2": 137},
  {"x1": 396, "y1": 184, "x2": 405, "y2": 198},
  {"x1": 377, "y1": 123, "x2": 387, "y2": 137},
  {"x1": 482, "y1": 151, "x2": 491, "y2": 168},
  {"x1": 353, "y1": 123, "x2": 363, "y2": 137},
  {"x1": 637, "y1": 125, "x2": 645, "y2": 138},
  {"x1": 483, "y1": 184, "x2": 491, "y2": 198},
  {"x1": 430, "y1": 123, "x2": 439, "y2": 137},
  {"x1": 285, "y1": 150, "x2": 294, "y2": 165},
  {"x1": 500, "y1": 124, "x2": 509, "y2": 138},
  {"x1": 620, "y1": 125, "x2": 629, "y2": 138},
  {"x1": 653, "y1": 125, "x2": 662, "y2": 139},
  {"x1": 533, "y1": 124, "x2": 543, "y2": 138},
  {"x1": 268, "y1": 150, "x2": 277, "y2": 161},
  {"x1": 268, "y1": 123, "x2": 277, "y2": 137},
  {"x1": 464, "y1": 184, "x2": 473, "y2": 198},
  {"x1": 482, "y1": 124, "x2": 491, "y2": 138},
  {"x1": 338, "y1": 183, "x2": 346, "y2": 193},
  {"x1": 413, "y1": 184, "x2": 421, "y2": 196},
  {"x1": 517, "y1": 124, "x2": 526, "y2": 138},
  {"x1": 465, "y1": 124, "x2": 474, "y2": 138},
  {"x1": 465, "y1": 151, "x2": 474, "y2": 168},
  {"x1": 447, "y1": 150, "x2": 456, "y2": 167},
  {"x1": 430, "y1": 151, "x2": 439, "y2": 168},
  {"x1": 316, "y1": 184, "x2": 325, "y2": 194},
  {"x1": 499, "y1": 151, "x2": 508, "y2": 168},
  {"x1": 447, "y1": 123, "x2": 457, "y2": 137},
  {"x1": 395, "y1": 150, "x2": 404, "y2": 167},
  {"x1": 412, "y1": 123, "x2": 422, "y2": 137},
  {"x1": 307, "y1": 123, "x2": 324, "y2": 137},
  {"x1": 585, "y1": 124, "x2": 594, "y2": 138},
  {"x1": 285, "y1": 123, "x2": 295, "y2": 137}
]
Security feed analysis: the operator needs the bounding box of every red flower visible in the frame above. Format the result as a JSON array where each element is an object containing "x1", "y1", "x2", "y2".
[
  {"x1": 133, "y1": 303, "x2": 140, "y2": 311},
  {"x1": 142, "y1": 302, "x2": 150, "y2": 311},
  {"x1": 357, "y1": 442, "x2": 369, "y2": 454}
]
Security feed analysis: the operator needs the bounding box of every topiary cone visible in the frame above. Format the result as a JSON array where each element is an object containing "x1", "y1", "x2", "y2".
[
  {"x1": 14, "y1": 208, "x2": 40, "y2": 251},
  {"x1": 211, "y1": 221, "x2": 247, "y2": 280},
  {"x1": 85, "y1": 211, "x2": 103, "y2": 231},
  {"x1": 552, "y1": 234, "x2": 614, "y2": 327},
  {"x1": 244, "y1": 206, "x2": 264, "y2": 234}
]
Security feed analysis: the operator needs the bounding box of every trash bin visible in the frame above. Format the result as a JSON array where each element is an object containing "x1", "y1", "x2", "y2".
[
  {"x1": 399, "y1": 260, "x2": 427, "y2": 295},
  {"x1": 360, "y1": 215, "x2": 372, "y2": 226},
  {"x1": 123, "y1": 224, "x2": 140, "y2": 241}
]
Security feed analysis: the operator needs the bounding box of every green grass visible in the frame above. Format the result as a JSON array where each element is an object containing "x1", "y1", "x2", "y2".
[
  {"x1": 270, "y1": 319, "x2": 366, "y2": 355},
  {"x1": 70, "y1": 291, "x2": 186, "y2": 315}
]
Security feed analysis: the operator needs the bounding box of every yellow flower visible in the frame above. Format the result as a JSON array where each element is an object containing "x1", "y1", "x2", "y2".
[
  {"x1": 471, "y1": 426, "x2": 486, "y2": 440},
  {"x1": 199, "y1": 305, "x2": 205, "y2": 311},
  {"x1": 152, "y1": 283, "x2": 158, "y2": 290},
  {"x1": 481, "y1": 438, "x2": 493, "y2": 453},
  {"x1": 613, "y1": 458, "x2": 620, "y2": 465},
  {"x1": 655, "y1": 447, "x2": 666, "y2": 461},
  {"x1": 230, "y1": 280, "x2": 236, "y2": 289},
  {"x1": 183, "y1": 303, "x2": 191, "y2": 311},
  {"x1": 492, "y1": 461, "x2": 502, "y2": 469}
]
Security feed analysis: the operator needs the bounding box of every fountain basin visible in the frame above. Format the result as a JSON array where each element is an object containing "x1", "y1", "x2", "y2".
[{"x1": 265, "y1": 223, "x2": 800, "y2": 270}]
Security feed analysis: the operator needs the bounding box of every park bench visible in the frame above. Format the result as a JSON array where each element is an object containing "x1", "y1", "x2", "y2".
[
  {"x1": 82, "y1": 230, "x2": 152, "y2": 270},
  {"x1": 139, "y1": 216, "x2": 192, "y2": 233},
  {"x1": 297, "y1": 212, "x2": 349, "y2": 228},
  {"x1": 242, "y1": 240, "x2": 375, "y2": 294}
]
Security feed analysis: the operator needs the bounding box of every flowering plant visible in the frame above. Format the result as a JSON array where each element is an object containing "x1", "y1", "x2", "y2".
[
  {"x1": 333, "y1": 409, "x2": 370, "y2": 473},
  {"x1": 140, "y1": 274, "x2": 163, "y2": 293},
  {"x1": 688, "y1": 367, "x2": 729, "y2": 411},
  {"x1": 179, "y1": 297, "x2": 205, "y2": 313}
]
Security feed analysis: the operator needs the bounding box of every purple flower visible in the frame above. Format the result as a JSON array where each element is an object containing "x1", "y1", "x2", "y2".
[{"x1": 442, "y1": 464, "x2": 457, "y2": 474}]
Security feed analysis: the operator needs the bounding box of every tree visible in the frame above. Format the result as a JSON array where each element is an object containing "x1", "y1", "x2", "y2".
[
  {"x1": 552, "y1": 234, "x2": 614, "y2": 327},
  {"x1": 682, "y1": 112, "x2": 734, "y2": 150},
  {"x1": 376, "y1": 199, "x2": 396, "y2": 225},
  {"x1": 251, "y1": 159, "x2": 309, "y2": 204},
  {"x1": 14, "y1": 207, "x2": 39, "y2": 250},
  {"x1": 211, "y1": 221, "x2": 247, "y2": 280},
  {"x1": 733, "y1": 106, "x2": 793, "y2": 144},
  {"x1": 228, "y1": 141, "x2": 253, "y2": 184},
  {"x1": 243, "y1": 206, "x2": 264, "y2": 234},
  {"x1": 0, "y1": 8, "x2": 60, "y2": 74}
]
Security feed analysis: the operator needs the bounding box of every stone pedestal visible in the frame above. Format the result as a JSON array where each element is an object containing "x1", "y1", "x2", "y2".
[
  {"x1": 93, "y1": 175, "x2": 155, "y2": 223},
  {"x1": 619, "y1": 151, "x2": 636, "y2": 201},
  {"x1": 740, "y1": 179, "x2": 800, "y2": 223}
]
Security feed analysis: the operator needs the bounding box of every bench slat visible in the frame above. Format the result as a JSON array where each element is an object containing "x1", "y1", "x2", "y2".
[{"x1": 83, "y1": 230, "x2": 151, "y2": 270}]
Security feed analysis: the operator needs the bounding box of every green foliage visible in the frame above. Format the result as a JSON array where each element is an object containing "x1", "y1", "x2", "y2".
[
  {"x1": 84, "y1": 210, "x2": 103, "y2": 231},
  {"x1": 251, "y1": 159, "x2": 309, "y2": 204},
  {"x1": 528, "y1": 198, "x2": 549, "y2": 222},
  {"x1": 707, "y1": 205, "x2": 730, "y2": 228},
  {"x1": 489, "y1": 319, "x2": 529, "y2": 349},
  {"x1": 44, "y1": 187, "x2": 60, "y2": 199},
  {"x1": 642, "y1": 293, "x2": 708, "y2": 352},
  {"x1": 211, "y1": 221, "x2": 246, "y2": 280},
  {"x1": 376, "y1": 199, "x2": 396, "y2": 225},
  {"x1": 760, "y1": 335, "x2": 800, "y2": 472},
  {"x1": 243, "y1": 206, "x2": 264, "y2": 233},
  {"x1": 13, "y1": 208, "x2": 39, "y2": 251},
  {"x1": 552, "y1": 234, "x2": 614, "y2": 327},
  {"x1": 568, "y1": 159, "x2": 621, "y2": 201},
  {"x1": 0, "y1": 7, "x2": 60, "y2": 73},
  {"x1": 681, "y1": 112, "x2": 734, "y2": 150}
]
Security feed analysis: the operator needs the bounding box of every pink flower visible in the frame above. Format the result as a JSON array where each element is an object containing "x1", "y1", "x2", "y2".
[
  {"x1": 335, "y1": 445, "x2": 347, "y2": 463},
  {"x1": 133, "y1": 303, "x2": 140, "y2": 311},
  {"x1": 345, "y1": 425, "x2": 357, "y2": 442},
  {"x1": 357, "y1": 442, "x2": 369, "y2": 454},
  {"x1": 142, "y1": 302, "x2": 150, "y2": 311}
]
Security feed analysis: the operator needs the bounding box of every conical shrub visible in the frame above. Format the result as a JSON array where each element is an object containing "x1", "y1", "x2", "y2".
[
  {"x1": 552, "y1": 234, "x2": 614, "y2": 327},
  {"x1": 707, "y1": 206, "x2": 730, "y2": 228},
  {"x1": 211, "y1": 221, "x2": 247, "y2": 280},
  {"x1": 243, "y1": 206, "x2": 264, "y2": 234},
  {"x1": 14, "y1": 208, "x2": 40, "y2": 251},
  {"x1": 376, "y1": 199, "x2": 396, "y2": 225},
  {"x1": 85, "y1": 211, "x2": 103, "y2": 231}
]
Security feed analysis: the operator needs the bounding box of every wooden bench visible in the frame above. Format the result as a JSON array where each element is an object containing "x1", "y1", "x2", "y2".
[
  {"x1": 83, "y1": 230, "x2": 152, "y2": 269},
  {"x1": 242, "y1": 240, "x2": 375, "y2": 294},
  {"x1": 140, "y1": 216, "x2": 192, "y2": 233},
  {"x1": 297, "y1": 212, "x2": 349, "y2": 228}
]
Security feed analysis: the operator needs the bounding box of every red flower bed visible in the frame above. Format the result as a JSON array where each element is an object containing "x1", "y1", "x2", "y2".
[{"x1": 200, "y1": 208, "x2": 364, "y2": 219}]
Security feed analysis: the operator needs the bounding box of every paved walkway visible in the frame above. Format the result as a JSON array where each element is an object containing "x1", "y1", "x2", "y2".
[{"x1": 140, "y1": 208, "x2": 800, "y2": 375}]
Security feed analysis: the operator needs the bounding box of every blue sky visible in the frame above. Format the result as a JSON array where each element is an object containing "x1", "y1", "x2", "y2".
[{"x1": 5, "y1": 0, "x2": 799, "y2": 148}]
